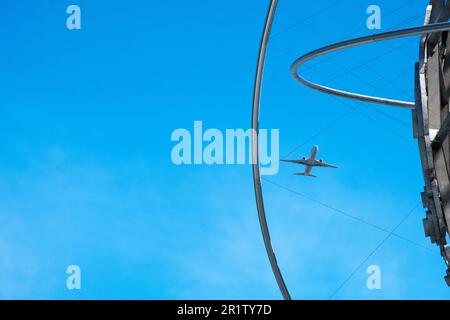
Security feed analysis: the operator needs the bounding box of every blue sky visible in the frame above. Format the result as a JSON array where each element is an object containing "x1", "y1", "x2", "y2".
[{"x1": 0, "y1": 0, "x2": 449, "y2": 299}]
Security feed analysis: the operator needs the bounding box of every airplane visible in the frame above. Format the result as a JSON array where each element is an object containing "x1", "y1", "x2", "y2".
[{"x1": 281, "y1": 145, "x2": 337, "y2": 178}]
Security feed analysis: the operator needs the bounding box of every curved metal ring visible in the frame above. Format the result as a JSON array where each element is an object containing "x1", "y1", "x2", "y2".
[
  {"x1": 291, "y1": 22, "x2": 450, "y2": 108},
  {"x1": 252, "y1": 0, "x2": 292, "y2": 300}
]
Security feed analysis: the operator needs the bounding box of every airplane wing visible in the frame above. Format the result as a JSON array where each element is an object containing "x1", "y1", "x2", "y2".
[
  {"x1": 312, "y1": 160, "x2": 338, "y2": 168},
  {"x1": 282, "y1": 146, "x2": 337, "y2": 176},
  {"x1": 281, "y1": 159, "x2": 310, "y2": 166}
]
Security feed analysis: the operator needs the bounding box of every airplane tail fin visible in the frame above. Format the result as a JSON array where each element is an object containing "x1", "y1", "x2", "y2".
[{"x1": 295, "y1": 172, "x2": 317, "y2": 178}]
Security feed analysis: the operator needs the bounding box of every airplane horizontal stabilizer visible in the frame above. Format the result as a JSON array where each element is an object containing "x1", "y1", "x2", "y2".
[{"x1": 295, "y1": 172, "x2": 317, "y2": 178}]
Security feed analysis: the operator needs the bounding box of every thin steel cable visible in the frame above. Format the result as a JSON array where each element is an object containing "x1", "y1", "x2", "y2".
[
  {"x1": 328, "y1": 202, "x2": 421, "y2": 299},
  {"x1": 270, "y1": 0, "x2": 345, "y2": 39},
  {"x1": 320, "y1": 38, "x2": 417, "y2": 88},
  {"x1": 301, "y1": 9, "x2": 424, "y2": 73},
  {"x1": 283, "y1": 65, "x2": 414, "y2": 159},
  {"x1": 263, "y1": 179, "x2": 433, "y2": 253},
  {"x1": 319, "y1": 58, "x2": 412, "y2": 126}
]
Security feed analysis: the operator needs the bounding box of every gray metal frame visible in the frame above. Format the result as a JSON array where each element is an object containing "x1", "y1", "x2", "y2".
[
  {"x1": 291, "y1": 21, "x2": 450, "y2": 108},
  {"x1": 252, "y1": 0, "x2": 450, "y2": 296},
  {"x1": 252, "y1": 0, "x2": 292, "y2": 300},
  {"x1": 414, "y1": 1, "x2": 450, "y2": 285},
  {"x1": 289, "y1": 0, "x2": 450, "y2": 286}
]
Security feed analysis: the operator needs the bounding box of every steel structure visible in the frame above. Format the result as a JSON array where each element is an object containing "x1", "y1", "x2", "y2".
[
  {"x1": 252, "y1": 0, "x2": 291, "y2": 300},
  {"x1": 291, "y1": 21, "x2": 450, "y2": 108},
  {"x1": 414, "y1": 1, "x2": 450, "y2": 285},
  {"x1": 253, "y1": 0, "x2": 450, "y2": 299},
  {"x1": 289, "y1": 0, "x2": 450, "y2": 286}
]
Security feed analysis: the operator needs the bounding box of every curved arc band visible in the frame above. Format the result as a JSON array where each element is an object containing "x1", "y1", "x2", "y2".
[
  {"x1": 252, "y1": 0, "x2": 292, "y2": 300},
  {"x1": 291, "y1": 22, "x2": 450, "y2": 108}
]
